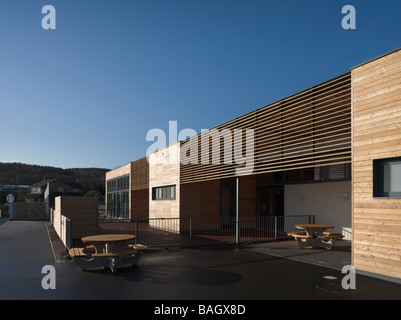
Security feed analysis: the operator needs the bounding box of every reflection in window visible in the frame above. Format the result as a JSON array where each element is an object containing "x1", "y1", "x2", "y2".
[
  {"x1": 107, "y1": 174, "x2": 130, "y2": 219},
  {"x1": 152, "y1": 185, "x2": 176, "y2": 200},
  {"x1": 373, "y1": 157, "x2": 401, "y2": 198}
]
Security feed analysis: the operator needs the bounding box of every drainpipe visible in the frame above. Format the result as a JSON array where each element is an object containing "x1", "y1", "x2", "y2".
[{"x1": 236, "y1": 177, "x2": 240, "y2": 247}]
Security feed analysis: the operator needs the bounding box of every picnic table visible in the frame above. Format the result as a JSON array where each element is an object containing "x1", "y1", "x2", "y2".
[
  {"x1": 69, "y1": 234, "x2": 148, "y2": 274},
  {"x1": 287, "y1": 224, "x2": 344, "y2": 250},
  {"x1": 82, "y1": 234, "x2": 136, "y2": 254}
]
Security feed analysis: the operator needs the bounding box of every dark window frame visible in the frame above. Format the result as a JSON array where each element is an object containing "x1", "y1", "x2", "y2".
[
  {"x1": 152, "y1": 185, "x2": 176, "y2": 200},
  {"x1": 106, "y1": 174, "x2": 130, "y2": 219},
  {"x1": 373, "y1": 157, "x2": 401, "y2": 198}
]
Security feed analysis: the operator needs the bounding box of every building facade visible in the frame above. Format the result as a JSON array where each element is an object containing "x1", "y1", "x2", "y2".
[
  {"x1": 105, "y1": 158, "x2": 149, "y2": 220},
  {"x1": 351, "y1": 48, "x2": 401, "y2": 280},
  {"x1": 106, "y1": 47, "x2": 401, "y2": 281}
]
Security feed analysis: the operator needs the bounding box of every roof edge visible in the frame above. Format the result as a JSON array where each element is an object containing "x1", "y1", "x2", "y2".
[{"x1": 351, "y1": 46, "x2": 401, "y2": 70}]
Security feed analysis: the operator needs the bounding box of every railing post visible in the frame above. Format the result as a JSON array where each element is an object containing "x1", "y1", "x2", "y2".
[
  {"x1": 65, "y1": 218, "x2": 73, "y2": 250},
  {"x1": 189, "y1": 217, "x2": 193, "y2": 247},
  {"x1": 235, "y1": 177, "x2": 240, "y2": 247},
  {"x1": 135, "y1": 220, "x2": 138, "y2": 244},
  {"x1": 274, "y1": 216, "x2": 278, "y2": 239}
]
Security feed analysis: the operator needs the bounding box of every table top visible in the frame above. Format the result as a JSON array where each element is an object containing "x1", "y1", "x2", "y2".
[
  {"x1": 295, "y1": 224, "x2": 334, "y2": 230},
  {"x1": 81, "y1": 234, "x2": 136, "y2": 243}
]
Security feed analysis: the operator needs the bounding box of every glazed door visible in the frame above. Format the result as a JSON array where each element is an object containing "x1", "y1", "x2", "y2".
[
  {"x1": 258, "y1": 188, "x2": 284, "y2": 217},
  {"x1": 220, "y1": 187, "x2": 235, "y2": 229},
  {"x1": 257, "y1": 187, "x2": 284, "y2": 233}
]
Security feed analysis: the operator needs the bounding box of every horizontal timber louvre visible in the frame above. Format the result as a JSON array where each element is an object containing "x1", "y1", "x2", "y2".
[{"x1": 180, "y1": 72, "x2": 351, "y2": 184}]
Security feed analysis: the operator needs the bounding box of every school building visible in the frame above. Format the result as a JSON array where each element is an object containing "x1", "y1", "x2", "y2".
[{"x1": 105, "y1": 47, "x2": 401, "y2": 281}]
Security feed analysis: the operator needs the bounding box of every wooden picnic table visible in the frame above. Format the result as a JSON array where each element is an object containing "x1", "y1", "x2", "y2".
[
  {"x1": 295, "y1": 224, "x2": 334, "y2": 230},
  {"x1": 82, "y1": 234, "x2": 136, "y2": 254},
  {"x1": 69, "y1": 234, "x2": 147, "y2": 274},
  {"x1": 288, "y1": 224, "x2": 343, "y2": 250},
  {"x1": 295, "y1": 224, "x2": 334, "y2": 237},
  {"x1": 82, "y1": 234, "x2": 136, "y2": 242}
]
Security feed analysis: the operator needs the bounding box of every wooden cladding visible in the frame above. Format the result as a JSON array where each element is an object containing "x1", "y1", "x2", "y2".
[
  {"x1": 180, "y1": 72, "x2": 351, "y2": 184},
  {"x1": 106, "y1": 158, "x2": 149, "y2": 191},
  {"x1": 352, "y1": 48, "x2": 401, "y2": 280},
  {"x1": 131, "y1": 157, "x2": 149, "y2": 191}
]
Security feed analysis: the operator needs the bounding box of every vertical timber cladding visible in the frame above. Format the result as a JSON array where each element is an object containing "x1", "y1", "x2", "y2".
[
  {"x1": 180, "y1": 72, "x2": 352, "y2": 182},
  {"x1": 352, "y1": 49, "x2": 401, "y2": 279},
  {"x1": 179, "y1": 175, "x2": 256, "y2": 230},
  {"x1": 131, "y1": 157, "x2": 149, "y2": 219}
]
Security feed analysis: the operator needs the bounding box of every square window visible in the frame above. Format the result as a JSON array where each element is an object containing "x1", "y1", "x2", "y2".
[
  {"x1": 152, "y1": 185, "x2": 176, "y2": 200},
  {"x1": 373, "y1": 157, "x2": 401, "y2": 198}
]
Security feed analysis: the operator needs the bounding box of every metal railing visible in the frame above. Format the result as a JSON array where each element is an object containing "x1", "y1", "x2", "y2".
[
  {"x1": 64, "y1": 215, "x2": 314, "y2": 250},
  {"x1": 65, "y1": 218, "x2": 73, "y2": 250}
]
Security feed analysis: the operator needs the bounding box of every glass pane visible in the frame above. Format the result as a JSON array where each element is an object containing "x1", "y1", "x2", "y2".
[{"x1": 384, "y1": 161, "x2": 401, "y2": 193}]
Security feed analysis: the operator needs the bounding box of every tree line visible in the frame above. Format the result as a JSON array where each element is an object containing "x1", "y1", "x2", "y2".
[{"x1": 0, "y1": 162, "x2": 109, "y2": 195}]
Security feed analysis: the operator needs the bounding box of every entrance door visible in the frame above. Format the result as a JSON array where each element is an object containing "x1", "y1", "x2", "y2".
[
  {"x1": 220, "y1": 178, "x2": 236, "y2": 229},
  {"x1": 257, "y1": 188, "x2": 284, "y2": 233},
  {"x1": 258, "y1": 188, "x2": 284, "y2": 217}
]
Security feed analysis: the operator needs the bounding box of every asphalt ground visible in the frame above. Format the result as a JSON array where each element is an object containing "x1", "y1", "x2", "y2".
[{"x1": 1, "y1": 219, "x2": 400, "y2": 313}]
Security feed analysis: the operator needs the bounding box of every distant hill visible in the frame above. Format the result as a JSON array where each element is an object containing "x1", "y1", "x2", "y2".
[{"x1": 0, "y1": 162, "x2": 110, "y2": 195}]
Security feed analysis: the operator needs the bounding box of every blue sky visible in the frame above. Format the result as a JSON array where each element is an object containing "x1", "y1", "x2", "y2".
[{"x1": 0, "y1": 0, "x2": 400, "y2": 170}]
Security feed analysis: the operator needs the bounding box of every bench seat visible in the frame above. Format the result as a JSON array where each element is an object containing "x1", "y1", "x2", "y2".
[
  {"x1": 68, "y1": 243, "x2": 149, "y2": 273},
  {"x1": 287, "y1": 230, "x2": 343, "y2": 250},
  {"x1": 128, "y1": 244, "x2": 149, "y2": 251},
  {"x1": 92, "y1": 250, "x2": 136, "y2": 258},
  {"x1": 69, "y1": 247, "x2": 87, "y2": 258},
  {"x1": 287, "y1": 231, "x2": 313, "y2": 239},
  {"x1": 319, "y1": 232, "x2": 344, "y2": 241},
  {"x1": 69, "y1": 247, "x2": 137, "y2": 258}
]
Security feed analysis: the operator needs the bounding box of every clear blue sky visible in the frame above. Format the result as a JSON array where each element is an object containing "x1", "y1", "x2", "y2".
[{"x1": 0, "y1": 0, "x2": 400, "y2": 170}]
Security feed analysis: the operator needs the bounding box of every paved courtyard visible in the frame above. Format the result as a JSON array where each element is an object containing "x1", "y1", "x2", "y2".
[
  {"x1": 1, "y1": 219, "x2": 401, "y2": 304},
  {"x1": 248, "y1": 239, "x2": 351, "y2": 271}
]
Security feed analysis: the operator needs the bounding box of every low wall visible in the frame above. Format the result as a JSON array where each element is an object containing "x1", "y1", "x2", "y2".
[{"x1": 52, "y1": 196, "x2": 99, "y2": 246}]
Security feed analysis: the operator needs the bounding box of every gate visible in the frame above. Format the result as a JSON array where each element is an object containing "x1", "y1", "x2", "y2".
[{"x1": 12, "y1": 202, "x2": 45, "y2": 220}]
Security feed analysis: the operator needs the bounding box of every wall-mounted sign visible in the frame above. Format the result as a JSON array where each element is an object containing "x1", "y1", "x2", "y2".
[{"x1": 6, "y1": 194, "x2": 14, "y2": 204}]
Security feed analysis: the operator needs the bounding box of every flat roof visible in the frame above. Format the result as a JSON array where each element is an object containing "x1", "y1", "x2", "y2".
[{"x1": 351, "y1": 46, "x2": 401, "y2": 70}]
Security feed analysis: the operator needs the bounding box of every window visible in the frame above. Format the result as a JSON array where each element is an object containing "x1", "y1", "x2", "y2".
[
  {"x1": 107, "y1": 174, "x2": 130, "y2": 219},
  {"x1": 373, "y1": 157, "x2": 401, "y2": 198},
  {"x1": 152, "y1": 185, "x2": 176, "y2": 200},
  {"x1": 278, "y1": 164, "x2": 351, "y2": 186}
]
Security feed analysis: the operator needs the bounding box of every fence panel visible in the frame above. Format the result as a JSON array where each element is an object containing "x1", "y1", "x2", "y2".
[
  {"x1": 62, "y1": 215, "x2": 314, "y2": 249},
  {"x1": 65, "y1": 218, "x2": 73, "y2": 250},
  {"x1": 12, "y1": 202, "x2": 45, "y2": 220}
]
